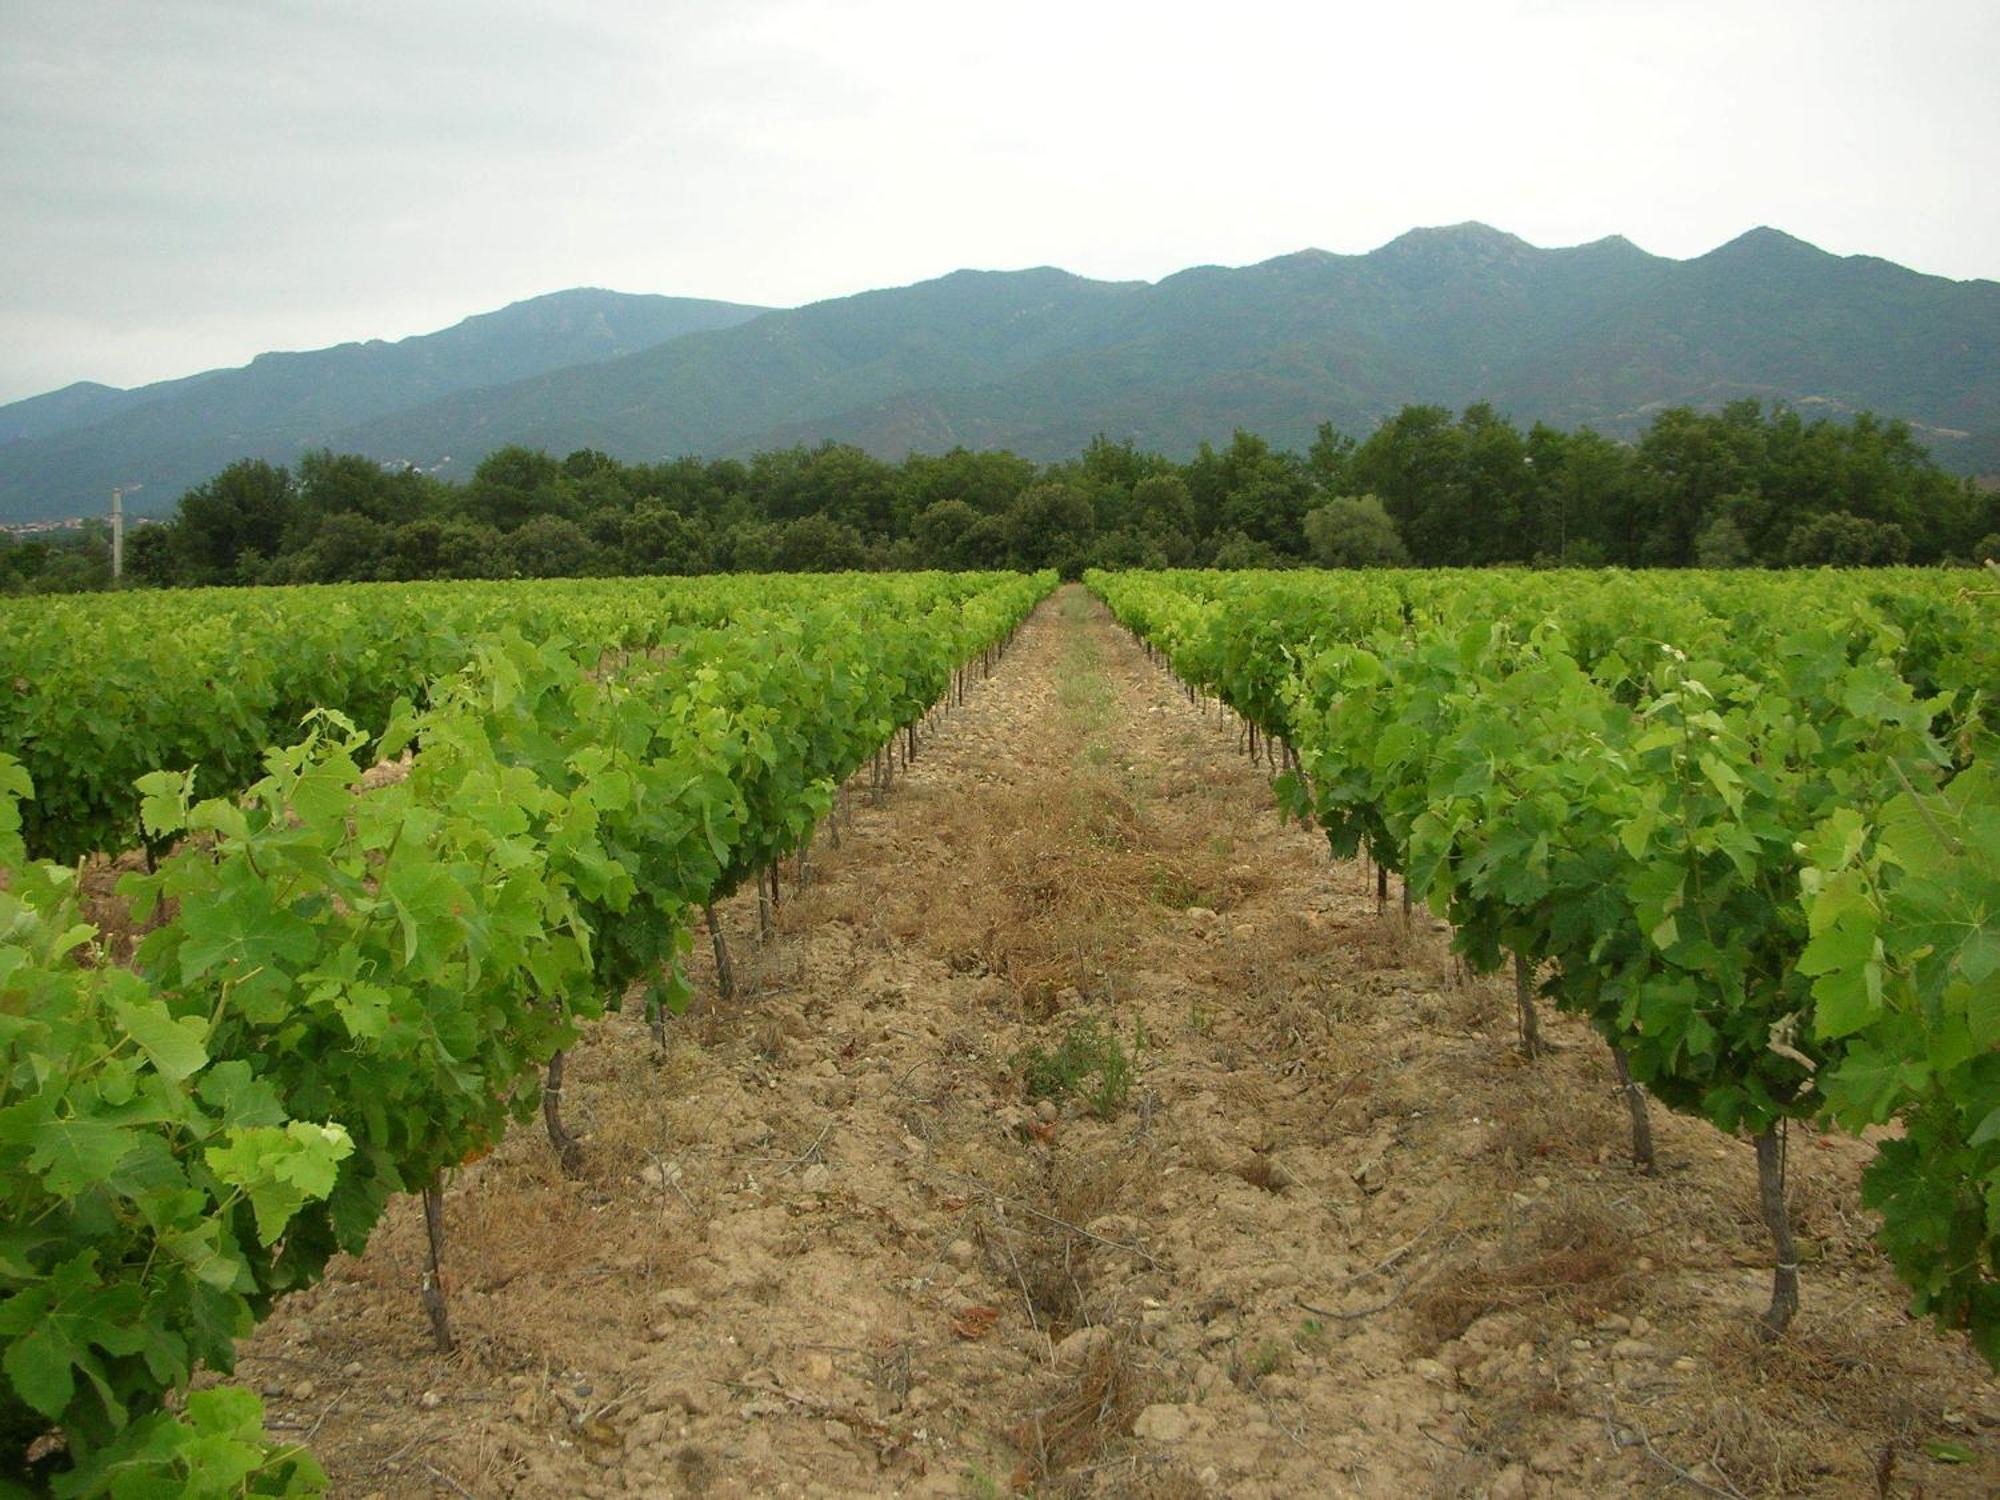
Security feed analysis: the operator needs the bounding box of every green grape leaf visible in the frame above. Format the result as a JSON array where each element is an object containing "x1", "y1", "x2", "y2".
[
  {"x1": 206, "y1": 1122, "x2": 355, "y2": 1245},
  {"x1": 109, "y1": 994, "x2": 210, "y2": 1082}
]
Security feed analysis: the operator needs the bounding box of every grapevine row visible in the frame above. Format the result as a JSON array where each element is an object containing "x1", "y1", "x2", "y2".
[
  {"x1": 0, "y1": 571, "x2": 1021, "y2": 865},
  {"x1": 1088, "y1": 566, "x2": 1997, "y2": 1371},
  {"x1": 0, "y1": 570, "x2": 1054, "y2": 1496}
]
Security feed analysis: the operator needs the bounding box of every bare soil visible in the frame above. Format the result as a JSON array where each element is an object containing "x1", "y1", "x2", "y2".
[{"x1": 234, "y1": 586, "x2": 1997, "y2": 1498}]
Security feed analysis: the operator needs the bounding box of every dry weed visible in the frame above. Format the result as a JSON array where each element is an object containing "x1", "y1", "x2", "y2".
[
  {"x1": 1011, "y1": 1332, "x2": 1147, "y2": 1490},
  {"x1": 1650, "y1": 1317, "x2": 1980, "y2": 1495},
  {"x1": 1412, "y1": 1193, "x2": 1633, "y2": 1348}
]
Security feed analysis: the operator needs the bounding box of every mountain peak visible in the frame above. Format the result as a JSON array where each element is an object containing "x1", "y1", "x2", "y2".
[
  {"x1": 1375, "y1": 222, "x2": 1531, "y2": 257},
  {"x1": 1704, "y1": 226, "x2": 1827, "y2": 262}
]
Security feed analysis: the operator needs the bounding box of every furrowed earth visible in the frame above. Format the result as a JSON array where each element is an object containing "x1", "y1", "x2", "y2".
[{"x1": 229, "y1": 586, "x2": 1997, "y2": 1498}]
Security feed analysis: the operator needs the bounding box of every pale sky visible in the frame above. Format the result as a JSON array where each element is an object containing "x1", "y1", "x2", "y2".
[{"x1": 2, "y1": 0, "x2": 1996, "y2": 404}]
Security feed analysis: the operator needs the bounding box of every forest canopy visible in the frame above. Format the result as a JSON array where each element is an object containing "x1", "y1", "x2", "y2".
[{"x1": 10, "y1": 399, "x2": 1994, "y2": 592}]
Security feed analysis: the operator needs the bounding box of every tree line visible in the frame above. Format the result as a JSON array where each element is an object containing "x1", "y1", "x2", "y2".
[{"x1": 6, "y1": 399, "x2": 1994, "y2": 592}]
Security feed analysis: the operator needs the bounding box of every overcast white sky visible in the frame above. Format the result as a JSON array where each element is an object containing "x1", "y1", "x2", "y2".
[{"x1": 2, "y1": 0, "x2": 1996, "y2": 404}]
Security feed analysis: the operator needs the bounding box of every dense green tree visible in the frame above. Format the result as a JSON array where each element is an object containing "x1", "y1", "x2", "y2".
[
  {"x1": 1351, "y1": 406, "x2": 1466, "y2": 565},
  {"x1": 1306, "y1": 422, "x2": 1357, "y2": 494},
  {"x1": 1784, "y1": 512, "x2": 1911, "y2": 566},
  {"x1": 1523, "y1": 423, "x2": 1631, "y2": 563},
  {"x1": 1304, "y1": 496, "x2": 1408, "y2": 567},
  {"x1": 771, "y1": 514, "x2": 868, "y2": 572},
  {"x1": 1208, "y1": 530, "x2": 1289, "y2": 569},
  {"x1": 123, "y1": 524, "x2": 177, "y2": 587},
  {"x1": 910, "y1": 499, "x2": 983, "y2": 569},
  {"x1": 435, "y1": 521, "x2": 505, "y2": 579},
  {"x1": 463, "y1": 446, "x2": 572, "y2": 530},
  {"x1": 1692, "y1": 510, "x2": 1755, "y2": 568},
  {"x1": 895, "y1": 447, "x2": 1038, "y2": 519},
  {"x1": 499, "y1": 514, "x2": 599, "y2": 577},
  {"x1": 171, "y1": 459, "x2": 294, "y2": 584},
  {"x1": 618, "y1": 502, "x2": 708, "y2": 575},
  {"x1": 298, "y1": 512, "x2": 390, "y2": 582},
  {"x1": 1004, "y1": 483, "x2": 1096, "y2": 573}
]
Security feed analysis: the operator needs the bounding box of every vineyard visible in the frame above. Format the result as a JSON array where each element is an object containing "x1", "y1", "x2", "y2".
[{"x1": 1, "y1": 568, "x2": 1995, "y2": 1497}]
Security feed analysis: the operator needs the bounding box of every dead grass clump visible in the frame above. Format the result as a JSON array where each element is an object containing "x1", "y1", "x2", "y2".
[
  {"x1": 1443, "y1": 973, "x2": 1502, "y2": 1034},
  {"x1": 1070, "y1": 778, "x2": 1144, "y2": 851},
  {"x1": 1012, "y1": 1332, "x2": 1147, "y2": 1491},
  {"x1": 1049, "y1": 1148, "x2": 1144, "y2": 1228},
  {"x1": 1485, "y1": 1076, "x2": 1626, "y2": 1178},
  {"x1": 1344, "y1": 908, "x2": 1425, "y2": 970},
  {"x1": 988, "y1": 1147, "x2": 1145, "y2": 1336},
  {"x1": 1663, "y1": 1317, "x2": 1981, "y2": 1495},
  {"x1": 1010, "y1": 1231, "x2": 1095, "y2": 1337},
  {"x1": 1412, "y1": 1195, "x2": 1632, "y2": 1348}
]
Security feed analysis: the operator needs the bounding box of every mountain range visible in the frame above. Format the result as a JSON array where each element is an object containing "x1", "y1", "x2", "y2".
[{"x1": 4, "y1": 224, "x2": 1996, "y2": 524}]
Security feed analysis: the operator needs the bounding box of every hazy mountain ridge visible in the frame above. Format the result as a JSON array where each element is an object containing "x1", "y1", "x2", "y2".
[
  {"x1": 0, "y1": 290, "x2": 771, "y2": 520},
  {"x1": 337, "y1": 223, "x2": 2000, "y2": 479},
  {"x1": 4, "y1": 225, "x2": 1996, "y2": 523}
]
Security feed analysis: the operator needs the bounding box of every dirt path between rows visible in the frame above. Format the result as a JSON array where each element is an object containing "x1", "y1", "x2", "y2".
[{"x1": 238, "y1": 586, "x2": 1995, "y2": 1499}]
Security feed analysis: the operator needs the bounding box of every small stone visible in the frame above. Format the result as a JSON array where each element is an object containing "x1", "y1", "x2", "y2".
[
  {"x1": 1672, "y1": 1356, "x2": 1697, "y2": 1372},
  {"x1": 823, "y1": 1419, "x2": 851, "y2": 1442},
  {"x1": 1133, "y1": 1403, "x2": 1192, "y2": 1443},
  {"x1": 905, "y1": 1385, "x2": 932, "y2": 1412},
  {"x1": 799, "y1": 1163, "x2": 832, "y2": 1193},
  {"x1": 1635, "y1": 1256, "x2": 1655, "y2": 1273},
  {"x1": 946, "y1": 1239, "x2": 976, "y2": 1268},
  {"x1": 1055, "y1": 1325, "x2": 1111, "y2": 1366},
  {"x1": 1035, "y1": 1099, "x2": 1059, "y2": 1124},
  {"x1": 290, "y1": 1380, "x2": 316, "y2": 1402},
  {"x1": 418, "y1": 1390, "x2": 442, "y2": 1410},
  {"x1": 1489, "y1": 1463, "x2": 1530, "y2": 1500},
  {"x1": 1629, "y1": 1315, "x2": 1652, "y2": 1337},
  {"x1": 341, "y1": 1361, "x2": 363, "y2": 1378},
  {"x1": 1569, "y1": 1337, "x2": 1592, "y2": 1351}
]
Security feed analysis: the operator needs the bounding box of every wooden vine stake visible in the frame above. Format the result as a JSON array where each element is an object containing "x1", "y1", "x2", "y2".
[
  {"x1": 1608, "y1": 1043, "x2": 1656, "y2": 1171},
  {"x1": 705, "y1": 901, "x2": 735, "y2": 1002},
  {"x1": 1513, "y1": 952, "x2": 1542, "y2": 1059},
  {"x1": 1755, "y1": 1124, "x2": 1800, "y2": 1338},
  {"x1": 542, "y1": 1049, "x2": 583, "y2": 1176},
  {"x1": 420, "y1": 1173, "x2": 454, "y2": 1354}
]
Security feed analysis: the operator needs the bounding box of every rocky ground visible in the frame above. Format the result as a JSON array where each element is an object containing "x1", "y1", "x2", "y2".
[{"x1": 234, "y1": 585, "x2": 1997, "y2": 1498}]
